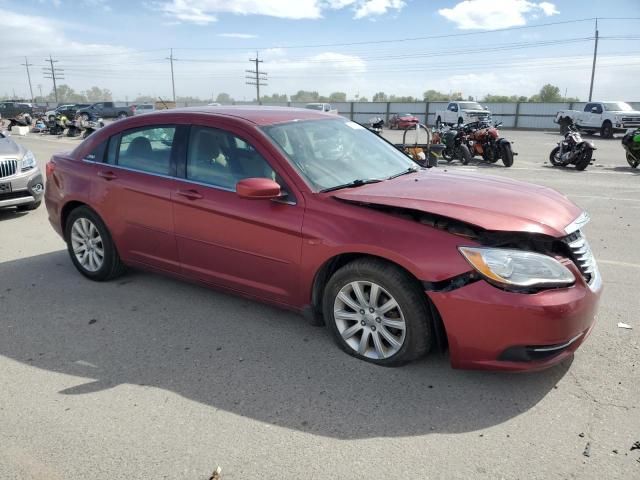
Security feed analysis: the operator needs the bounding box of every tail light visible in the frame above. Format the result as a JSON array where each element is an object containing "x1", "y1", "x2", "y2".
[{"x1": 46, "y1": 160, "x2": 55, "y2": 178}]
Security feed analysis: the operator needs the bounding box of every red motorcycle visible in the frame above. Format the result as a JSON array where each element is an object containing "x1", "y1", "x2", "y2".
[{"x1": 465, "y1": 121, "x2": 515, "y2": 167}]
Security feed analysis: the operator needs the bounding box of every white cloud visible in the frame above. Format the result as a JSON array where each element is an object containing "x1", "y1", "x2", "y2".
[
  {"x1": 438, "y1": 0, "x2": 559, "y2": 30},
  {"x1": 353, "y1": 0, "x2": 405, "y2": 19},
  {"x1": 217, "y1": 32, "x2": 258, "y2": 38},
  {"x1": 156, "y1": 0, "x2": 405, "y2": 24}
]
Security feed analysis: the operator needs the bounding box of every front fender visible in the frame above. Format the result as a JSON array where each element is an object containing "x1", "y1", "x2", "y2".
[{"x1": 577, "y1": 140, "x2": 596, "y2": 150}]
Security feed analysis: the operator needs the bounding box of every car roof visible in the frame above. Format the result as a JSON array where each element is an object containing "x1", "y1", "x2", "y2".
[{"x1": 149, "y1": 105, "x2": 335, "y2": 126}]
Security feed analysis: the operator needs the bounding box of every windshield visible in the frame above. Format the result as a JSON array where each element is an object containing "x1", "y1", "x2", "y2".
[
  {"x1": 458, "y1": 102, "x2": 484, "y2": 110},
  {"x1": 602, "y1": 102, "x2": 633, "y2": 112},
  {"x1": 263, "y1": 119, "x2": 416, "y2": 191}
]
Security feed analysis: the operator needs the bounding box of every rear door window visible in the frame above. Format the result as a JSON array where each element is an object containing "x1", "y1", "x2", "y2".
[{"x1": 116, "y1": 126, "x2": 176, "y2": 175}]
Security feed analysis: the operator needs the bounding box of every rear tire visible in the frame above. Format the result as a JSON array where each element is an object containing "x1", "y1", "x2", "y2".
[
  {"x1": 501, "y1": 143, "x2": 514, "y2": 167},
  {"x1": 322, "y1": 258, "x2": 433, "y2": 367},
  {"x1": 575, "y1": 148, "x2": 593, "y2": 171},
  {"x1": 458, "y1": 144, "x2": 472, "y2": 165},
  {"x1": 627, "y1": 152, "x2": 639, "y2": 168},
  {"x1": 601, "y1": 121, "x2": 613, "y2": 139},
  {"x1": 549, "y1": 146, "x2": 563, "y2": 166},
  {"x1": 64, "y1": 206, "x2": 126, "y2": 281}
]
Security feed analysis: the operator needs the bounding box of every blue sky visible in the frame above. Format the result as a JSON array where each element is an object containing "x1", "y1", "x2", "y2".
[{"x1": 0, "y1": 0, "x2": 639, "y2": 101}]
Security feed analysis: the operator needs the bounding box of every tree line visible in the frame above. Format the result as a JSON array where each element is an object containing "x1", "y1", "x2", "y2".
[{"x1": 2, "y1": 83, "x2": 579, "y2": 104}]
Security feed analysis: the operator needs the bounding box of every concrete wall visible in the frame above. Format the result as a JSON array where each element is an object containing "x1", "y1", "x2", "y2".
[{"x1": 35, "y1": 100, "x2": 640, "y2": 130}]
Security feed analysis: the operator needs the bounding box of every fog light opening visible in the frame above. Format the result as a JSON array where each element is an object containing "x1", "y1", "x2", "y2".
[{"x1": 32, "y1": 183, "x2": 44, "y2": 194}]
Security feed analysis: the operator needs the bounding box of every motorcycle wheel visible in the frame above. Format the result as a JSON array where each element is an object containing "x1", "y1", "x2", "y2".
[
  {"x1": 501, "y1": 143, "x2": 514, "y2": 167},
  {"x1": 442, "y1": 149, "x2": 454, "y2": 162},
  {"x1": 626, "y1": 151, "x2": 639, "y2": 168},
  {"x1": 549, "y1": 146, "x2": 563, "y2": 167},
  {"x1": 458, "y1": 144, "x2": 472, "y2": 165},
  {"x1": 575, "y1": 149, "x2": 593, "y2": 171}
]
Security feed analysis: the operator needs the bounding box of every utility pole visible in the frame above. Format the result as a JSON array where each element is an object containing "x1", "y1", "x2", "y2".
[
  {"x1": 246, "y1": 51, "x2": 267, "y2": 104},
  {"x1": 37, "y1": 84, "x2": 43, "y2": 101},
  {"x1": 588, "y1": 18, "x2": 599, "y2": 102},
  {"x1": 43, "y1": 55, "x2": 64, "y2": 103},
  {"x1": 166, "y1": 48, "x2": 176, "y2": 103},
  {"x1": 21, "y1": 57, "x2": 34, "y2": 103}
]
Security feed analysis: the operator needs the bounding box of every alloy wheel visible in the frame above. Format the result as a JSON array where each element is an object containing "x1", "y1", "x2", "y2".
[
  {"x1": 333, "y1": 281, "x2": 406, "y2": 360},
  {"x1": 70, "y1": 218, "x2": 105, "y2": 272}
]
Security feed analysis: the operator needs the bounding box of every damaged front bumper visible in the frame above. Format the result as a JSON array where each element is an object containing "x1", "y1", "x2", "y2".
[{"x1": 428, "y1": 263, "x2": 602, "y2": 371}]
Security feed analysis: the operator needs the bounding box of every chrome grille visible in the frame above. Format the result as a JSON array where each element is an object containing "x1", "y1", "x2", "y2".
[
  {"x1": 564, "y1": 230, "x2": 597, "y2": 282},
  {"x1": 621, "y1": 117, "x2": 640, "y2": 122},
  {"x1": 0, "y1": 159, "x2": 18, "y2": 178}
]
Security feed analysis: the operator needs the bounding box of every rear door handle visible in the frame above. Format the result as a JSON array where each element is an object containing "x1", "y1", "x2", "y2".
[
  {"x1": 97, "y1": 171, "x2": 117, "y2": 181},
  {"x1": 176, "y1": 189, "x2": 203, "y2": 200}
]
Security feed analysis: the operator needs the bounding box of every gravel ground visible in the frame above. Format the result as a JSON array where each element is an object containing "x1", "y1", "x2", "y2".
[{"x1": 0, "y1": 129, "x2": 638, "y2": 480}]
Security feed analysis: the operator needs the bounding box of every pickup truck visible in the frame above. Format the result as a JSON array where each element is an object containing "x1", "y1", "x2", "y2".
[
  {"x1": 304, "y1": 103, "x2": 338, "y2": 115},
  {"x1": 44, "y1": 103, "x2": 90, "y2": 121},
  {"x1": 76, "y1": 102, "x2": 135, "y2": 120},
  {"x1": 435, "y1": 101, "x2": 491, "y2": 127},
  {"x1": 555, "y1": 101, "x2": 640, "y2": 138},
  {"x1": 0, "y1": 101, "x2": 33, "y2": 121}
]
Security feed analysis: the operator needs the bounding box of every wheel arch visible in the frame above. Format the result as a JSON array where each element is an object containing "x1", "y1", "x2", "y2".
[{"x1": 308, "y1": 252, "x2": 448, "y2": 350}]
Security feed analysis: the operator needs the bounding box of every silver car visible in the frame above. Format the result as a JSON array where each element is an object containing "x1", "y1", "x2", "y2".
[{"x1": 0, "y1": 130, "x2": 44, "y2": 211}]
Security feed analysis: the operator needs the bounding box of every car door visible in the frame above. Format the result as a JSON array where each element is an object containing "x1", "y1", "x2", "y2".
[
  {"x1": 87, "y1": 124, "x2": 181, "y2": 273},
  {"x1": 171, "y1": 124, "x2": 304, "y2": 305}
]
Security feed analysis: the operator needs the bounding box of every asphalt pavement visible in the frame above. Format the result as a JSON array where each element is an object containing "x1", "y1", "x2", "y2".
[{"x1": 0, "y1": 129, "x2": 638, "y2": 479}]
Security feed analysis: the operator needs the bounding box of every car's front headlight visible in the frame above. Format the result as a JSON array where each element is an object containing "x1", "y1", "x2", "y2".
[
  {"x1": 459, "y1": 247, "x2": 575, "y2": 290},
  {"x1": 21, "y1": 150, "x2": 36, "y2": 171}
]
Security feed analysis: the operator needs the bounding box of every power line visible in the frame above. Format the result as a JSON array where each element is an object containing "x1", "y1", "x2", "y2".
[
  {"x1": 246, "y1": 52, "x2": 267, "y2": 103},
  {"x1": 43, "y1": 55, "x2": 64, "y2": 103}
]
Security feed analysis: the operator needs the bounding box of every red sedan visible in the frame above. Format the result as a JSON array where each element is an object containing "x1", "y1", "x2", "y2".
[
  {"x1": 389, "y1": 113, "x2": 419, "y2": 129},
  {"x1": 45, "y1": 107, "x2": 601, "y2": 370}
]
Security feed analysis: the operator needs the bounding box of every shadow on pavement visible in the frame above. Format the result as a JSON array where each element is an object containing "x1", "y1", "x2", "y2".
[
  {"x1": 0, "y1": 250, "x2": 571, "y2": 439},
  {"x1": 0, "y1": 208, "x2": 29, "y2": 221}
]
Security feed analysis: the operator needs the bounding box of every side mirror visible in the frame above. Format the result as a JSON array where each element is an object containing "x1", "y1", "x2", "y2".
[{"x1": 236, "y1": 178, "x2": 281, "y2": 200}]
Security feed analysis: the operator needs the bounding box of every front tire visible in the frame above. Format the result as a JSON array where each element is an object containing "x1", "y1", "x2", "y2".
[
  {"x1": 575, "y1": 148, "x2": 593, "y2": 171},
  {"x1": 458, "y1": 144, "x2": 472, "y2": 165},
  {"x1": 549, "y1": 146, "x2": 563, "y2": 166},
  {"x1": 64, "y1": 206, "x2": 126, "y2": 281},
  {"x1": 501, "y1": 142, "x2": 514, "y2": 167},
  {"x1": 601, "y1": 121, "x2": 613, "y2": 139},
  {"x1": 322, "y1": 259, "x2": 433, "y2": 367}
]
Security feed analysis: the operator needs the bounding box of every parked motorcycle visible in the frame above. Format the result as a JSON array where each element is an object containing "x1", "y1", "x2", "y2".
[
  {"x1": 80, "y1": 118, "x2": 105, "y2": 139},
  {"x1": 622, "y1": 128, "x2": 640, "y2": 168},
  {"x1": 465, "y1": 121, "x2": 514, "y2": 167},
  {"x1": 367, "y1": 116, "x2": 384, "y2": 135},
  {"x1": 549, "y1": 124, "x2": 596, "y2": 171},
  {"x1": 439, "y1": 125, "x2": 472, "y2": 165},
  {"x1": 48, "y1": 114, "x2": 69, "y2": 136}
]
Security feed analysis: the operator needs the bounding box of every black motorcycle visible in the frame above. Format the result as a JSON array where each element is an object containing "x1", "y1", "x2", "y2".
[
  {"x1": 80, "y1": 118, "x2": 105, "y2": 139},
  {"x1": 549, "y1": 124, "x2": 596, "y2": 171},
  {"x1": 440, "y1": 125, "x2": 472, "y2": 165}
]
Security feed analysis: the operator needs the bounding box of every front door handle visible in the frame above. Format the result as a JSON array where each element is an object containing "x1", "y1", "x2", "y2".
[
  {"x1": 176, "y1": 189, "x2": 203, "y2": 200},
  {"x1": 97, "y1": 170, "x2": 117, "y2": 181}
]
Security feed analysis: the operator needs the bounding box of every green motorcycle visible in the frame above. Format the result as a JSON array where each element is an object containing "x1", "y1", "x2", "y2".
[{"x1": 622, "y1": 128, "x2": 640, "y2": 168}]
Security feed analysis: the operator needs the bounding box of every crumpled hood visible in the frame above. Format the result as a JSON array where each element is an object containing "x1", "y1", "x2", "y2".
[
  {"x1": 0, "y1": 136, "x2": 24, "y2": 158},
  {"x1": 332, "y1": 170, "x2": 582, "y2": 238}
]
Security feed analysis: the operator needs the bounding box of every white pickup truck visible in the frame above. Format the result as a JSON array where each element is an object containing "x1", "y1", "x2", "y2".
[
  {"x1": 435, "y1": 101, "x2": 491, "y2": 127},
  {"x1": 555, "y1": 101, "x2": 640, "y2": 138}
]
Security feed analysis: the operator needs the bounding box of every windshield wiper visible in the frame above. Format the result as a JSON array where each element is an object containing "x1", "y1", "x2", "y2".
[
  {"x1": 387, "y1": 166, "x2": 420, "y2": 180},
  {"x1": 320, "y1": 178, "x2": 382, "y2": 193}
]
